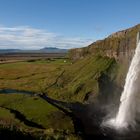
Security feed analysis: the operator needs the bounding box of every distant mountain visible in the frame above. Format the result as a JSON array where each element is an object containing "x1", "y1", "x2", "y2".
[
  {"x1": 40, "y1": 47, "x2": 68, "y2": 53},
  {"x1": 0, "y1": 47, "x2": 68, "y2": 54}
]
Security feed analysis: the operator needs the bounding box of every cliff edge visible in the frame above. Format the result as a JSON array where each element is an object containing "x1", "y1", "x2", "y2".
[{"x1": 69, "y1": 24, "x2": 140, "y2": 62}]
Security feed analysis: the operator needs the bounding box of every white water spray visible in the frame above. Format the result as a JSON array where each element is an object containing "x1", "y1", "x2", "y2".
[{"x1": 104, "y1": 32, "x2": 140, "y2": 130}]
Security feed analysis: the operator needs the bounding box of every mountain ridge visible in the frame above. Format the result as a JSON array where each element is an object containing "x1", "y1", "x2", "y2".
[{"x1": 40, "y1": 47, "x2": 68, "y2": 53}]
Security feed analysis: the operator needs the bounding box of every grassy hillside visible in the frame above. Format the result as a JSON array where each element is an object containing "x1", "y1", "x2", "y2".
[{"x1": 46, "y1": 55, "x2": 117, "y2": 102}]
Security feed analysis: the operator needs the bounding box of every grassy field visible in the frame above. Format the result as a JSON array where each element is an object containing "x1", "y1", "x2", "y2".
[{"x1": 0, "y1": 58, "x2": 70, "y2": 92}]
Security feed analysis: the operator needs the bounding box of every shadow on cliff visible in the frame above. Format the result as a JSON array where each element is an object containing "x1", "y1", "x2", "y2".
[{"x1": 97, "y1": 72, "x2": 122, "y2": 106}]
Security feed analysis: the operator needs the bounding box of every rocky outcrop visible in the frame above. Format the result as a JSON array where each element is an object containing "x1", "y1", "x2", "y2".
[{"x1": 69, "y1": 24, "x2": 140, "y2": 63}]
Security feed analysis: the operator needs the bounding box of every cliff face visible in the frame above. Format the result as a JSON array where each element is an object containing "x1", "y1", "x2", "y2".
[{"x1": 69, "y1": 24, "x2": 140, "y2": 62}]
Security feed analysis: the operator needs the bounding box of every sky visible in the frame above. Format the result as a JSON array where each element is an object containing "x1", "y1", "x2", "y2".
[{"x1": 0, "y1": 0, "x2": 140, "y2": 50}]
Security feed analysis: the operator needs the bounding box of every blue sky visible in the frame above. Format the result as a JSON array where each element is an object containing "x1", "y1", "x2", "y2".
[{"x1": 0, "y1": 0, "x2": 139, "y2": 49}]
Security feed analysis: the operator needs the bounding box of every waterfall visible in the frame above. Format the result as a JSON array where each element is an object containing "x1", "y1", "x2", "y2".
[{"x1": 104, "y1": 32, "x2": 140, "y2": 130}]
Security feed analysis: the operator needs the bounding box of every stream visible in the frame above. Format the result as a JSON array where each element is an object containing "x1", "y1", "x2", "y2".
[{"x1": 0, "y1": 89, "x2": 35, "y2": 95}]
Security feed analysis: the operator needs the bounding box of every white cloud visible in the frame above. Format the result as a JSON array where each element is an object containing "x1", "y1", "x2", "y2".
[{"x1": 0, "y1": 26, "x2": 93, "y2": 50}]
